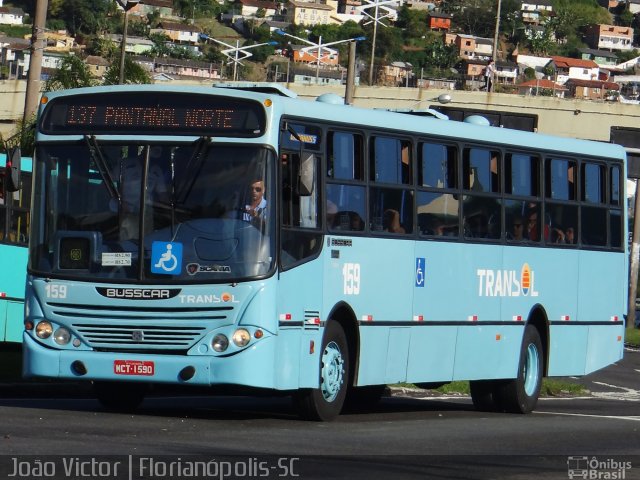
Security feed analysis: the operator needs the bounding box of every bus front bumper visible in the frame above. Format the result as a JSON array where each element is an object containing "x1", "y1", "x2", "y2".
[{"x1": 22, "y1": 333, "x2": 278, "y2": 388}]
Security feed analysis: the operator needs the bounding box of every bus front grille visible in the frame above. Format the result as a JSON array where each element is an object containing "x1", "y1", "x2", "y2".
[{"x1": 72, "y1": 323, "x2": 207, "y2": 349}]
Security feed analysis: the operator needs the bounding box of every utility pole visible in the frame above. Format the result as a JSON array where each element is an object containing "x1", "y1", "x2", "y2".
[
  {"x1": 23, "y1": 0, "x2": 48, "y2": 122},
  {"x1": 345, "y1": 40, "x2": 356, "y2": 105}
]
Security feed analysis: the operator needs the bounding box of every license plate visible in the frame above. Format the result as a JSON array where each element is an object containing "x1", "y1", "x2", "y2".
[{"x1": 113, "y1": 360, "x2": 154, "y2": 376}]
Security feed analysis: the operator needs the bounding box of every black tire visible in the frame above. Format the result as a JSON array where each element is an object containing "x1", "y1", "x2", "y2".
[
  {"x1": 294, "y1": 321, "x2": 349, "y2": 421},
  {"x1": 494, "y1": 325, "x2": 543, "y2": 413},
  {"x1": 93, "y1": 381, "x2": 147, "y2": 413}
]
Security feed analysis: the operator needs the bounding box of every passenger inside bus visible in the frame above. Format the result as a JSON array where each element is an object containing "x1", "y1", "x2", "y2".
[{"x1": 383, "y1": 209, "x2": 406, "y2": 234}]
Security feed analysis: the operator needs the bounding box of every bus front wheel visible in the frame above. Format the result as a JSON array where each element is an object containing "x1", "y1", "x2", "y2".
[
  {"x1": 294, "y1": 321, "x2": 349, "y2": 421},
  {"x1": 495, "y1": 324, "x2": 543, "y2": 413}
]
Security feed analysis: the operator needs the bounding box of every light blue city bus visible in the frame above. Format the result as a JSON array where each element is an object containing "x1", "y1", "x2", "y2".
[
  {"x1": 22, "y1": 84, "x2": 627, "y2": 420},
  {"x1": 0, "y1": 152, "x2": 31, "y2": 345}
]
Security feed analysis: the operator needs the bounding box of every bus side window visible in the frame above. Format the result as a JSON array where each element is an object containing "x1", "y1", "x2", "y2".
[{"x1": 280, "y1": 150, "x2": 322, "y2": 269}]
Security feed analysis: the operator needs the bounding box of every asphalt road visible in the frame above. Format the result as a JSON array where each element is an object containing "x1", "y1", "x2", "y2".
[{"x1": 0, "y1": 350, "x2": 638, "y2": 479}]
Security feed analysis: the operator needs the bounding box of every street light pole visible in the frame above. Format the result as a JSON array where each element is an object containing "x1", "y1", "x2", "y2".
[
  {"x1": 200, "y1": 34, "x2": 278, "y2": 81},
  {"x1": 116, "y1": 0, "x2": 139, "y2": 85},
  {"x1": 275, "y1": 30, "x2": 364, "y2": 85}
]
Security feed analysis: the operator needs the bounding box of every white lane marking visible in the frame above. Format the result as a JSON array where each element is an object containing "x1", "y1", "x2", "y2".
[
  {"x1": 536, "y1": 411, "x2": 640, "y2": 422},
  {"x1": 590, "y1": 382, "x2": 640, "y2": 401}
]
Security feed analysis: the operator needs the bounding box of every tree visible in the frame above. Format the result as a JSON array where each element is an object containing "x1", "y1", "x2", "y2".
[
  {"x1": 103, "y1": 56, "x2": 152, "y2": 85},
  {"x1": 44, "y1": 54, "x2": 96, "y2": 91}
]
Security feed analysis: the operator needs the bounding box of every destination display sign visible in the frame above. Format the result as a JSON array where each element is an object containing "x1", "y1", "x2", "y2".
[{"x1": 40, "y1": 92, "x2": 266, "y2": 137}]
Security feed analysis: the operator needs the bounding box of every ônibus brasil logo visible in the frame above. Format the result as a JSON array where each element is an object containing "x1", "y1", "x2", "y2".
[{"x1": 476, "y1": 263, "x2": 539, "y2": 297}]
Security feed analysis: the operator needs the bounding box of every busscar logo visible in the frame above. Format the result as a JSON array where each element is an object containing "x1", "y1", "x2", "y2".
[
  {"x1": 186, "y1": 263, "x2": 231, "y2": 275},
  {"x1": 96, "y1": 288, "x2": 181, "y2": 300}
]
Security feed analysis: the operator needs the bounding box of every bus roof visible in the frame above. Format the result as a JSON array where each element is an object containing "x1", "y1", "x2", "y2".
[{"x1": 38, "y1": 85, "x2": 627, "y2": 162}]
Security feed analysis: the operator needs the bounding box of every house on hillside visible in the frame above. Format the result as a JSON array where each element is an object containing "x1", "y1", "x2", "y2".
[
  {"x1": 151, "y1": 22, "x2": 201, "y2": 45},
  {"x1": 291, "y1": 44, "x2": 339, "y2": 65},
  {"x1": 584, "y1": 24, "x2": 634, "y2": 52},
  {"x1": 0, "y1": 36, "x2": 29, "y2": 78},
  {"x1": 516, "y1": 78, "x2": 567, "y2": 97},
  {"x1": 427, "y1": 12, "x2": 452, "y2": 32},
  {"x1": 236, "y1": 0, "x2": 280, "y2": 18},
  {"x1": 126, "y1": 0, "x2": 174, "y2": 18},
  {"x1": 545, "y1": 56, "x2": 599, "y2": 84},
  {"x1": 520, "y1": 0, "x2": 553, "y2": 25},
  {"x1": 0, "y1": 6, "x2": 24, "y2": 25},
  {"x1": 454, "y1": 34, "x2": 493, "y2": 61},
  {"x1": 153, "y1": 57, "x2": 222, "y2": 80},
  {"x1": 578, "y1": 48, "x2": 619, "y2": 68},
  {"x1": 85, "y1": 56, "x2": 110, "y2": 78},
  {"x1": 104, "y1": 34, "x2": 154, "y2": 55},
  {"x1": 564, "y1": 78, "x2": 620, "y2": 100},
  {"x1": 285, "y1": 1, "x2": 333, "y2": 26}
]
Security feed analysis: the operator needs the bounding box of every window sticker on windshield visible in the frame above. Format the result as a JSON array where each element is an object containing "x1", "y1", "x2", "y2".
[
  {"x1": 151, "y1": 241, "x2": 183, "y2": 275},
  {"x1": 102, "y1": 252, "x2": 132, "y2": 266}
]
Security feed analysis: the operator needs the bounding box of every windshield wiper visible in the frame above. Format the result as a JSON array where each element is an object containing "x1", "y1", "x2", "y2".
[
  {"x1": 176, "y1": 136, "x2": 211, "y2": 205},
  {"x1": 84, "y1": 135, "x2": 120, "y2": 202}
]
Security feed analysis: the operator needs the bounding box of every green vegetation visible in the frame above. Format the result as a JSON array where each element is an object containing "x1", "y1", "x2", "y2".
[
  {"x1": 625, "y1": 327, "x2": 640, "y2": 347},
  {"x1": 8, "y1": 0, "x2": 640, "y2": 81}
]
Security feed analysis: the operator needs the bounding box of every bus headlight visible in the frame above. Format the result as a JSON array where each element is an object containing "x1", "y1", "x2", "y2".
[
  {"x1": 54, "y1": 327, "x2": 71, "y2": 345},
  {"x1": 212, "y1": 334, "x2": 229, "y2": 352},
  {"x1": 35, "y1": 321, "x2": 53, "y2": 339},
  {"x1": 232, "y1": 329, "x2": 251, "y2": 348}
]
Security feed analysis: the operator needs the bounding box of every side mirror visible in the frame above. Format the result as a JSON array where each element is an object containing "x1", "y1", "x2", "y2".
[
  {"x1": 5, "y1": 147, "x2": 21, "y2": 192},
  {"x1": 298, "y1": 153, "x2": 315, "y2": 196}
]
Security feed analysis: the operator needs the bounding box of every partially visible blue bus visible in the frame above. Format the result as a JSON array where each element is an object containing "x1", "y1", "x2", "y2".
[
  {"x1": 0, "y1": 152, "x2": 31, "y2": 344},
  {"x1": 22, "y1": 84, "x2": 627, "y2": 420}
]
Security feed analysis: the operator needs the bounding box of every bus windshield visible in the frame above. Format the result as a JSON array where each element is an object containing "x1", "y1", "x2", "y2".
[{"x1": 30, "y1": 141, "x2": 275, "y2": 283}]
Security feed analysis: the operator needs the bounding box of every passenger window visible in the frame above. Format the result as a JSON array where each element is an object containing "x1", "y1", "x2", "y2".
[
  {"x1": 326, "y1": 184, "x2": 365, "y2": 232},
  {"x1": 462, "y1": 195, "x2": 501, "y2": 240},
  {"x1": 546, "y1": 203, "x2": 578, "y2": 246},
  {"x1": 506, "y1": 153, "x2": 539, "y2": 197},
  {"x1": 417, "y1": 191, "x2": 459, "y2": 237},
  {"x1": 610, "y1": 209, "x2": 622, "y2": 249},
  {"x1": 327, "y1": 131, "x2": 364, "y2": 180},
  {"x1": 610, "y1": 165, "x2": 621, "y2": 206},
  {"x1": 581, "y1": 205, "x2": 607, "y2": 247},
  {"x1": 463, "y1": 148, "x2": 500, "y2": 193},
  {"x1": 370, "y1": 136, "x2": 412, "y2": 185},
  {"x1": 582, "y1": 163, "x2": 605, "y2": 204},
  {"x1": 370, "y1": 187, "x2": 413, "y2": 234},
  {"x1": 546, "y1": 158, "x2": 576, "y2": 200},
  {"x1": 419, "y1": 142, "x2": 457, "y2": 189}
]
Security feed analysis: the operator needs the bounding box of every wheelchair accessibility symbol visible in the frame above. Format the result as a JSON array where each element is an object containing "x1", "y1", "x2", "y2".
[
  {"x1": 415, "y1": 257, "x2": 425, "y2": 287},
  {"x1": 151, "y1": 242, "x2": 183, "y2": 275}
]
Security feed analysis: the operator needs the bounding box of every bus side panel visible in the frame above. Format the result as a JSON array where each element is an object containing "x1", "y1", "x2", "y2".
[
  {"x1": 277, "y1": 258, "x2": 324, "y2": 389},
  {"x1": 453, "y1": 325, "x2": 521, "y2": 380},
  {"x1": 324, "y1": 237, "x2": 414, "y2": 386},
  {"x1": 406, "y1": 326, "x2": 456, "y2": 383},
  {"x1": 385, "y1": 327, "x2": 410, "y2": 384},
  {"x1": 5, "y1": 301, "x2": 24, "y2": 343},
  {"x1": 0, "y1": 302, "x2": 7, "y2": 342},
  {"x1": 585, "y1": 324, "x2": 624, "y2": 374},
  {"x1": 547, "y1": 325, "x2": 588, "y2": 376},
  {"x1": 577, "y1": 251, "x2": 625, "y2": 326},
  {"x1": 356, "y1": 326, "x2": 390, "y2": 385}
]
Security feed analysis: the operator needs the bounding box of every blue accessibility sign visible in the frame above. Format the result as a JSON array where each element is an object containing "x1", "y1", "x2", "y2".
[
  {"x1": 151, "y1": 241, "x2": 183, "y2": 275},
  {"x1": 415, "y1": 257, "x2": 425, "y2": 287}
]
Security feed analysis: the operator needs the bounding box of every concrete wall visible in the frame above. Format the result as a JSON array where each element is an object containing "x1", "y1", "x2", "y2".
[{"x1": 1, "y1": 80, "x2": 639, "y2": 143}]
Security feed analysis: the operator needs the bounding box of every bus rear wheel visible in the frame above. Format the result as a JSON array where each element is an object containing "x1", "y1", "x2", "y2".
[
  {"x1": 494, "y1": 324, "x2": 543, "y2": 413},
  {"x1": 294, "y1": 321, "x2": 349, "y2": 421},
  {"x1": 93, "y1": 381, "x2": 147, "y2": 413}
]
